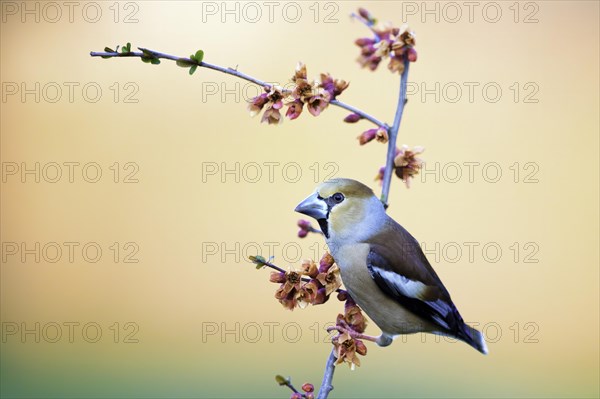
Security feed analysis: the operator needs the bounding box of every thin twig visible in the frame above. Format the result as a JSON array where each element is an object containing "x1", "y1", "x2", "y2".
[
  {"x1": 307, "y1": 226, "x2": 324, "y2": 235},
  {"x1": 316, "y1": 348, "x2": 337, "y2": 399},
  {"x1": 89, "y1": 48, "x2": 386, "y2": 128},
  {"x1": 330, "y1": 99, "x2": 386, "y2": 128},
  {"x1": 283, "y1": 379, "x2": 304, "y2": 397},
  {"x1": 380, "y1": 57, "x2": 410, "y2": 208},
  {"x1": 350, "y1": 12, "x2": 379, "y2": 40}
]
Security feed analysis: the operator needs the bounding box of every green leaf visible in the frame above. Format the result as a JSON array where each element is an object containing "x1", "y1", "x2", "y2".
[
  {"x1": 121, "y1": 42, "x2": 131, "y2": 53},
  {"x1": 150, "y1": 58, "x2": 161, "y2": 65},
  {"x1": 192, "y1": 49, "x2": 204, "y2": 63},
  {"x1": 104, "y1": 47, "x2": 114, "y2": 53},
  {"x1": 176, "y1": 58, "x2": 194, "y2": 68},
  {"x1": 249, "y1": 255, "x2": 266, "y2": 265},
  {"x1": 275, "y1": 375, "x2": 287, "y2": 386},
  {"x1": 140, "y1": 49, "x2": 156, "y2": 58},
  {"x1": 189, "y1": 65, "x2": 197, "y2": 75}
]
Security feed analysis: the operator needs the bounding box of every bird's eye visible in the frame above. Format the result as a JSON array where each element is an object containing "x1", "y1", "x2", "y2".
[{"x1": 332, "y1": 193, "x2": 345, "y2": 203}]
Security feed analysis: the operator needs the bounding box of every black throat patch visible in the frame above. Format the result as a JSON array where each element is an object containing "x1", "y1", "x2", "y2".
[{"x1": 317, "y1": 218, "x2": 329, "y2": 239}]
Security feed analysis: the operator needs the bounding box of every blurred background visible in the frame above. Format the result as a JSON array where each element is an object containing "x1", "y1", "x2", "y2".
[{"x1": 1, "y1": 1, "x2": 598, "y2": 398}]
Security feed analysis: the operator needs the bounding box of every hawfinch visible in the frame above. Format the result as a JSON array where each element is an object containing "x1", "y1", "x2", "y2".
[{"x1": 295, "y1": 178, "x2": 488, "y2": 354}]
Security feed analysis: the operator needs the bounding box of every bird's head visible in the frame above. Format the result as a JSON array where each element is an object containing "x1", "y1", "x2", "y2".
[{"x1": 294, "y1": 178, "x2": 386, "y2": 242}]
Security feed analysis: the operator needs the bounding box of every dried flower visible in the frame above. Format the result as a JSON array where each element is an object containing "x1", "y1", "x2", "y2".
[
  {"x1": 286, "y1": 99, "x2": 304, "y2": 120},
  {"x1": 317, "y1": 263, "x2": 342, "y2": 295},
  {"x1": 261, "y1": 103, "x2": 283, "y2": 125},
  {"x1": 306, "y1": 90, "x2": 331, "y2": 117},
  {"x1": 393, "y1": 145, "x2": 425, "y2": 188},
  {"x1": 296, "y1": 280, "x2": 319, "y2": 309},
  {"x1": 301, "y1": 260, "x2": 319, "y2": 278},
  {"x1": 249, "y1": 87, "x2": 285, "y2": 124},
  {"x1": 247, "y1": 93, "x2": 268, "y2": 117},
  {"x1": 388, "y1": 55, "x2": 406, "y2": 74},
  {"x1": 291, "y1": 73, "x2": 314, "y2": 101},
  {"x1": 319, "y1": 252, "x2": 335, "y2": 273},
  {"x1": 375, "y1": 127, "x2": 389, "y2": 143},
  {"x1": 273, "y1": 269, "x2": 304, "y2": 310},
  {"x1": 354, "y1": 10, "x2": 416, "y2": 74},
  {"x1": 319, "y1": 73, "x2": 349, "y2": 100},
  {"x1": 293, "y1": 61, "x2": 307, "y2": 81},
  {"x1": 333, "y1": 332, "x2": 365, "y2": 370},
  {"x1": 275, "y1": 287, "x2": 298, "y2": 310},
  {"x1": 344, "y1": 299, "x2": 367, "y2": 333}
]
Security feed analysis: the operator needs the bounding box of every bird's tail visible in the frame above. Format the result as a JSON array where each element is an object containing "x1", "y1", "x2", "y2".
[{"x1": 457, "y1": 324, "x2": 488, "y2": 355}]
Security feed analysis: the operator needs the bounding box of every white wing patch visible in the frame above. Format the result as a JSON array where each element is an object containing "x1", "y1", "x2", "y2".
[
  {"x1": 373, "y1": 267, "x2": 452, "y2": 330},
  {"x1": 375, "y1": 267, "x2": 429, "y2": 299}
]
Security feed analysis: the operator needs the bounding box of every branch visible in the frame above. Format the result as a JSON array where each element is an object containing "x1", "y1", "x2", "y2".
[
  {"x1": 89, "y1": 48, "x2": 387, "y2": 128},
  {"x1": 380, "y1": 56, "x2": 410, "y2": 208},
  {"x1": 316, "y1": 349, "x2": 337, "y2": 399},
  {"x1": 330, "y1": 99, "x2": 386, "y2": 129}
]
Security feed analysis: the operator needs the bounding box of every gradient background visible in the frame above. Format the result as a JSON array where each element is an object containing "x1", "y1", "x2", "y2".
[{"x1": 1, "y1": 1, "x2": 598, "y2": 398}]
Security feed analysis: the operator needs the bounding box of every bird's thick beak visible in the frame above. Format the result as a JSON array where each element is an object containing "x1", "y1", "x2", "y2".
[{"x1": 294, "y1": 192, "x2": 328, "y2": 220}]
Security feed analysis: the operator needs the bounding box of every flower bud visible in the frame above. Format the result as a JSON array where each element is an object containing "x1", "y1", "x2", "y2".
[
  {"x1": 358, "y1": 128, "x2": 377, "y2": 145},
  {"x1": 297, "y1": 219, "x2": 311, "y2": 230},
  {"x1": 344, "y1": 113, "x2": 362, "y2": 123},
  {"x1": 270, "y1": 272, "x2": 286, "y2": 283},
  {"x1": 337, "y1": 290, "x2": 348, "y2": 301},
  {"x1": 407, "y1": 47, "x2": 418, "y2": 62},
  {"x1": 302, "y1": 383, "x2": 315, "y2": 393},
  {"x1": 312, "y1": 287, "x2": 329, "y2": 305},
  {"x1": 355, "y1": 37, "x2": 375, "y2": 47},
  {"x1": 374, "y1": 166, "x2": 385, "y2": 184},
  {"x1": 319, "y1": 252, "x2": 335, "y2": 272},
  {"x1": 290, "y1": 393, "x2": 302, "y2": 399},
  {"x1": 298, "y1": 229, "x2": 308, "y2": 238},
  {"x1": 358, "y1": 7, "x2": 371, "y2": 20},
  {"x1": 355, "y1": 339, "x2": 368, "y2": 356}
]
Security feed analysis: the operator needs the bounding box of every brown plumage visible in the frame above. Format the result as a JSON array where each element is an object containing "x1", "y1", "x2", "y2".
[{"x1": 295, "y1": 178, "x2": 488, "y2": 354}]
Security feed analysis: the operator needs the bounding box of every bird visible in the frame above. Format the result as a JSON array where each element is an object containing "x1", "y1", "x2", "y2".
[{"x1": 294, "y1": 178, "x2": 488, "y2": 354}]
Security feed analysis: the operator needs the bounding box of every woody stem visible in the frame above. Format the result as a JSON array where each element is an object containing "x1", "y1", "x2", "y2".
[
  {"x1": 89, "y1": 48, "x2": 387, "y2": 128},
  {"x1": 380, "y1": 56, "x2": 410, "y2": 208}
]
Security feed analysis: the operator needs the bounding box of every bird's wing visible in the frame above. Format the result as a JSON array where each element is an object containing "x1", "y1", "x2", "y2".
[{"x1": 366, "y1": 220, "x2": 465, "y2": 334}]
